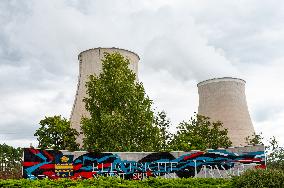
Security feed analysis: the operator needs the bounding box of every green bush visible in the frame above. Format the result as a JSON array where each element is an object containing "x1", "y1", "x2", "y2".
[
  {"x1": 0, "y1": 177, "x2": 231, "y2": 188},
  {"x1": 232, "y1": 169, "x2": 284, "y2": 188},
  {"x1": 0, "y1": 170, "x2": 22, "y2": 180},
  {"x1": 1, "y1": 169, "x2": 284, "y2": 188}
]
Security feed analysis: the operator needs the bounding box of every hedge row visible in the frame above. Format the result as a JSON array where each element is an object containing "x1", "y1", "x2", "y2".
[
  {"x1": 0, "y1": 169, "x2": 283, "y2": 188},
  {"x1": 0, "y1": 178, "x2": 231, "y2": 188},
  {"x1": 0, "y1": 170, "x2": 21, "y2": 180},
  {"x1": 232, "y1": 169, "x2": 284, "y2": 188}
]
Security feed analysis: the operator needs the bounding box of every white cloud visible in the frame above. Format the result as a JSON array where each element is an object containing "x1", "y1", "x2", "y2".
[
  {"x1": 140, "y1": 69, "x2": 198, "y2": 130},
  {"x1": 244, "y1": 59, "x2": 284, "y2": 144}
]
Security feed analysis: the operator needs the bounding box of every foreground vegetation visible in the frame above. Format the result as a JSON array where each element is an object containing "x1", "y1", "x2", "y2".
[
  {"x1": 231, "y1": 169, "x2": 284, "y2": 188},
  {"x1": 0, "y1": 169, "x2": 283, "y2": 188},
  {"x1": 0, "y1": 177, "x2": 231, "y2": 188}
]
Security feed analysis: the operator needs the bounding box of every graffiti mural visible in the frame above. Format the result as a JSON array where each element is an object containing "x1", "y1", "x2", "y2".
[{"x1": 23, "y1": 145, "x2": 265, "y2": 179}]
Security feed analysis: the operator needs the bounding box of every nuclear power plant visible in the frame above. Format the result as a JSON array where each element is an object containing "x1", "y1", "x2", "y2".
[
  {"x1": 70, "y1": 47, "x2": 255, "y2": 147},
  {"x1": 70, "y1": 48, "x2": 140, "y2": 146},
  {"x1": 197, "y1": 77, "x2": 255, "y2": 146}
]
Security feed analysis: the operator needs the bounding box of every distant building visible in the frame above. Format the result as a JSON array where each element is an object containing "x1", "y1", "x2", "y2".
[
  {"x1": 70, "y1": 47, "x2": 139, "y2": 146},
  {"x1": 197, "y1": 77, "x2": 255, "y2": 146}
]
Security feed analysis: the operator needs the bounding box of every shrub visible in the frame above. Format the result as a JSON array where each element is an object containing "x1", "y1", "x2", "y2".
[
  {"x1": 2, "y1": 169, "x2": 284, "y2": 187},
  {"x1": 0, "y1": 177, "x2": 231, "y2": 187},
  {"x1": 0, "y1": 170, "x2": 22, "y2": 180},
  {"x1": 232, "y1": 169, "x2": 284, "y2": 188}
]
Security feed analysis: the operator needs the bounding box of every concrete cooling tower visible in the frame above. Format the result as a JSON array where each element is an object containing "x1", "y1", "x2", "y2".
[
  {"x1": 70, "y1": 47, "x2": 140, "y2": 146},
  {"x1": 197, "y1": 77, "x2": 255, "y2": 146}
]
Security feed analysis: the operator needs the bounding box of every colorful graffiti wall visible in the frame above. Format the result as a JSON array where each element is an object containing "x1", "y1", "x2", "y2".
[{"x1": 23, "y1": 145, "x2": 265, "y2": 179}]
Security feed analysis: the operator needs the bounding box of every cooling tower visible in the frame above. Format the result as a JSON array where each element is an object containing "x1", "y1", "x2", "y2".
[
  {"x1": 70, "y1": 47, "x2": 140, "y2": 146},
  {"x1": 197, "y1": 77, "x2": 255, "y2": 146}
]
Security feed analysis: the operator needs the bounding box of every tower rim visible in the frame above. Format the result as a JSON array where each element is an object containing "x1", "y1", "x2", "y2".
[
  {"x1": 78, "y1": 47, "x2": 140, "y2": 60},
  {"x1": 197, "y1": 77, "x2": 246, "y2": 87}
]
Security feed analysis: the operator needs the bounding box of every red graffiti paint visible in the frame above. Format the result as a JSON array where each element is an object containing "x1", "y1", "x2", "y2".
[
  {"x1": 22, "y1": 162, "x2": 40, "y2": 166},
  {"x1": 39, "y1": 164, "x2": 55, "y2": 169},
  {"x1": 97, "y1": 163, "x2": 111, "y2": 168},
  {"x1": 73, "y1": 172, "x2": 96, "y2": 179},
  {"x1": 183, "y1": 152, "x2": 204, "y2": 160},
  {"x1": 255, "y1": 164, "x2": 266, "y2": 169},
  {"x1": 43, "y1": 150, "x2": 54, "y2": 161},
  {"x1": 43, "y1": 171, "x2": 58, "y2": 179},
  {"x1": 73, "y1": 164, "x2": 82, "y2": 171},
  {"x1": 237, "y1": 158, "x2": 262, "y2": 163},
  {"x1": 29, "y1": 148, "x2": 40, "y2": 155},
  {"x1": 146, "y1": 170, "x2": 152, "y2": 177}
]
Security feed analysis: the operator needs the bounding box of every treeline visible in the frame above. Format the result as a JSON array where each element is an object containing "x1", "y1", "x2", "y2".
[
  {"x1": 0, "y1": 144, "x2": 22, "y2": 179},
  {"x1": 35, "y1": 113, "x2": 232, "y2": 152}
]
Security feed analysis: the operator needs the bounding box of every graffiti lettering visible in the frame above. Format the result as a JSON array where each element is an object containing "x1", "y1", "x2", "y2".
[{"x1": 22, "y1": 146, "x2": 265, "y2": 179}]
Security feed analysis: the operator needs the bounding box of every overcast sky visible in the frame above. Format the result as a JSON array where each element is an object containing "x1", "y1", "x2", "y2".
[{"x1": 1, "y1": 0, "x2": 284, "y2": 147}]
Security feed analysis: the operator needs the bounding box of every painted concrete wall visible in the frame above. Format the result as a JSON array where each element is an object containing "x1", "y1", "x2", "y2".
[
  {"x1": 23, "y1": 145, "x2": 265, "y2": 179},
  {"x1": 70, "y1": 48, "x2": 140, "y2": 147},
  {"x1": 197, "y1": 77, "x2": 255, "y2": 146}
]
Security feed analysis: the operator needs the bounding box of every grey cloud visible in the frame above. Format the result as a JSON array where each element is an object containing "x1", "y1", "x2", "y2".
[
  {"x1": 0, "y1": 121, "x2": 37, "y2": 140},
  {"x1": 189, "y1": 0, "x2": 284, "y2": 66},
  {"x1": 0, "y1": 0, "x2": 32, "y2": 65},
  {"x1": 252, "y1": 105, "x2": 283, "y2": 122}
]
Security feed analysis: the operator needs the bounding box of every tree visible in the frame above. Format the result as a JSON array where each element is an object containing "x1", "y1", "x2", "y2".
[
  {"x1": 0, "y1": 143, "x2": 22, "y2": 171},
  {"x1": 0, "y1": 143, "x2": 22, "y2": 179},
  {"x1": 245, "y1": 132, "x2": 264, "y2": 145},
  {"x1": 246, "y1": 133, "x2": 284, "y2": 171},
  {"x1": 81, "y1": 52, "x2": 160, "y2": 152},
  {"x1": 169, "y1": 114, "x2": 232, "y2": 151},
  {"x1": 34, "y1": 115, "x2": 79, "y2": 151},
  {"x1": 266, "y1": 136, "x2": 284, "y2": 170},
  {"x1": 153, "y1": 111, "x2": 172, "y2": 151}
]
